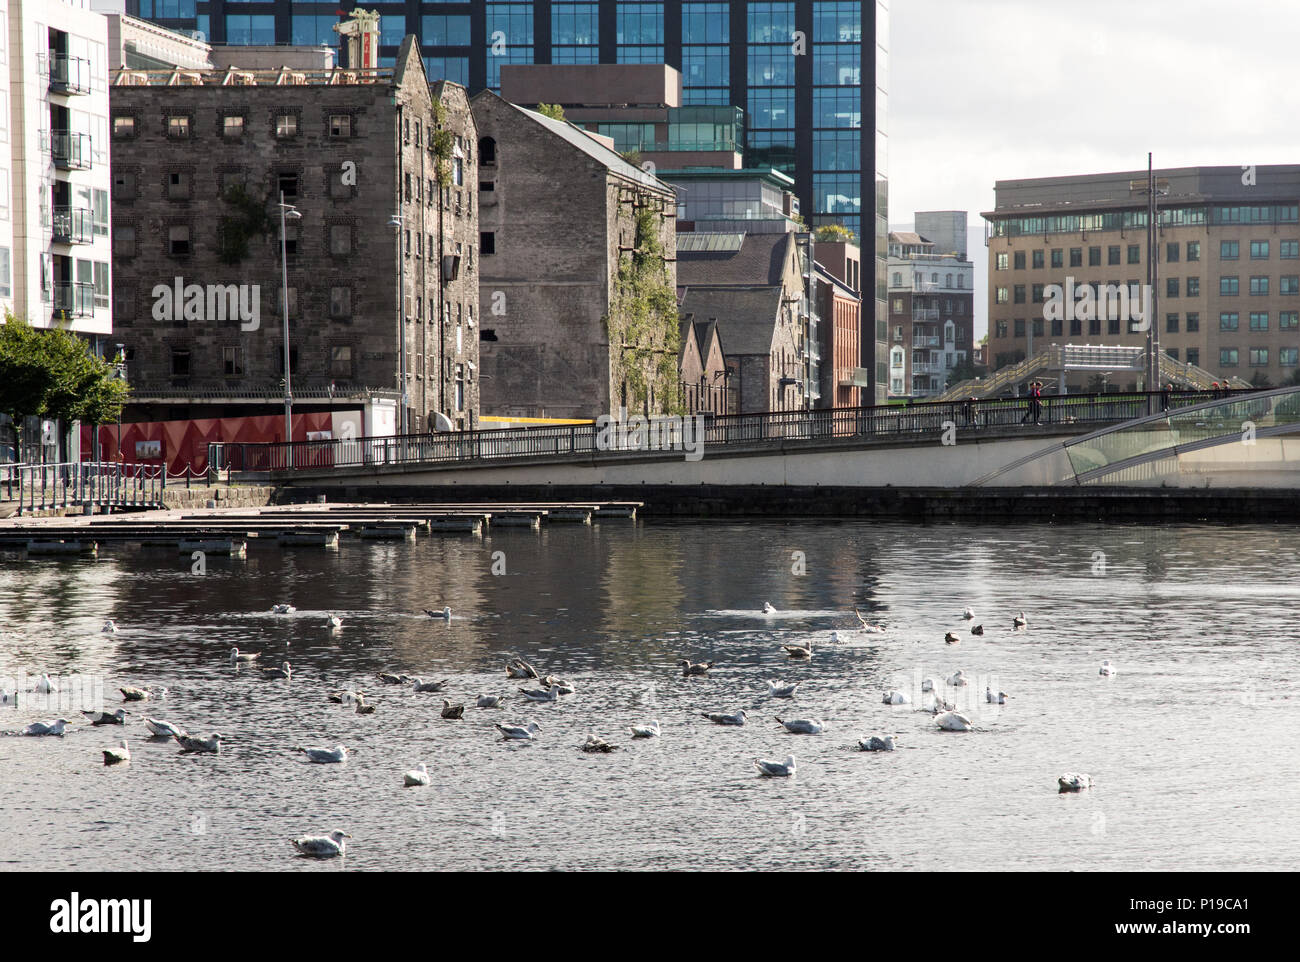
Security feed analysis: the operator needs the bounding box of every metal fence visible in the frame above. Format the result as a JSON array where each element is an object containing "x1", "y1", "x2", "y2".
[
  {"x1": 214, "y1": 389, "x2": 1252, "y2": 477},
  {"x1": 8, "y1": 462, "x2": 166, "y2": 514}
]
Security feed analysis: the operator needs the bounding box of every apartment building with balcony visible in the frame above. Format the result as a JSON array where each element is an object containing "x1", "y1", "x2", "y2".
[
  {"x1": 4, "y1": 0, "x2": 113, "y2": 342},
  {"x1": 886, "y1": 212, "x2": 974, "y2": 397},
  {"x1": 985, "y1": 166, "x2": 1300, "y2": 389}
]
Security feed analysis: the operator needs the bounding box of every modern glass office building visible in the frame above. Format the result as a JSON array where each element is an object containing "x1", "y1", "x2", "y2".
[{"x1": 129, "y1": 0, "x2": 889, "y2": 400}]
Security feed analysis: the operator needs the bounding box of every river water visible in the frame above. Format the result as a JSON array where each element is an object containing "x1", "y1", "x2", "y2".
[{"x1": 1, "y1": 520, "x2": 1296, "y2": 871}]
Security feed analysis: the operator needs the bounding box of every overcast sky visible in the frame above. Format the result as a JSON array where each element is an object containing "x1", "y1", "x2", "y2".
[{"x1": 888, "y1": 0, "x2": 1300, "y2": 337}]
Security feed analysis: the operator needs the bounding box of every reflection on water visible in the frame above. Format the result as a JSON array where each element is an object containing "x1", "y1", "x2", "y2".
[{"x1": 1, "y1": 521, "x2": 1297, "y2": 871}]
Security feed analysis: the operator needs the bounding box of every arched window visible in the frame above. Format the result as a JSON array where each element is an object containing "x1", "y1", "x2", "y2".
[
  {"x1": 478, "y1": 137, "x2": 496, "y2": 166},
  {"x1": 931, "y1": 272, "x2": 939, "y2": 283},
  {"x1": 946, "y1": 273, "x2": 953, "y2": 287}
]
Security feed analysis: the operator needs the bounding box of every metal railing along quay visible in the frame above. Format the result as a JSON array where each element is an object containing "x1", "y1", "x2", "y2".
[
  {"x1": 9, "y1": 462, "x2": 165, "y2": 514},
  {"x1": 214, "y1": 390, "x2": 1254, "y2": 477}
]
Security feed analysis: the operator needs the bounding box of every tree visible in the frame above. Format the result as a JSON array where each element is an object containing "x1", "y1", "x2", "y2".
[
  {"x1": 537, "y1": 103, "x2": 566, "y2": 121},
  {"x1": 1250, "y1": 370, "x2": 1273, "y2": 388},
  {"x1": 814, "y1": 224, "x2": 857, "y2": 245}
]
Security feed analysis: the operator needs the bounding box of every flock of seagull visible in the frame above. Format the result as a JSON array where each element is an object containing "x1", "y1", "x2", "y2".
[{"x1": 2, "y1": 601, "x2": 1119, "y2": 859}]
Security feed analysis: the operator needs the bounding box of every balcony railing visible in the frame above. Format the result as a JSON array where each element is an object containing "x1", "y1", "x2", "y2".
[
  {"x1": 913, "y1": 308, "x2": 940, "y2": 321},
  {"x1": 52, "y1": 207, "x2": 93, "y2": 244},
  {"x1": 52, "y1": 282, "x2": 95, "y2": 319},
  {"x1": 50, "y1": 131, "x2": 92, "y2": 170},
  {"x1": 48, "y1": 54, "x2": 93, "y2": 94}
]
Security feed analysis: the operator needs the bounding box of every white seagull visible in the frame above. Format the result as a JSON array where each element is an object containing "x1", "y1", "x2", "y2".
[
  {"x1": 762, "y1": 602, "x2": 777, "y2": 614},
  {"x1": 767, "y1": 680, "x2": 799, "y2": 698},
  {"x1": 293, "y1": 830, "x2": 350, "y2": 858},
  {"x1": 701, "y1": 709, "x2": 748, "y2": 726},
  {"x1": 854, "y1": 608, "x2": 885, "y2": 632},
  {"x1": 103, "y1": 739, "x2": 130, "y2": 765},
  {"x1": 230, "y1": 647, "x2": 260, "y2": 664},
  {"x1": 1058, "y1": 772, "x2": 1093, "y2": 792},
  {"x1": 476, "y1": 694, "x2": 506, "y2": 708},
  {"x1": 921, "y1": 678, "x2": 936, "y2": 692},
  {"x1": 326, "y1": 614, "x2": 343, "y2": 629},
  {"x1": 0, "y1": 689, "x2": 16, "y2": 705},
  {"x1": 946, "y1": 670, "x2": 968, "y2": 687},
  {"x1": 495, "y1": 722, "x2": 541, "y2": 740},
  {"x1": 935, "y1": 711, "x2": 974, "y2": 732},
  {"x1": 403, "y1": 763, "x2": 430, "y2": 787},
  {"x1": 24, "y1": 718, "x2": 71, "y2": 736},
  {"x1": 679, "y1": 660, "x2": 713, "y2": 676},
  {"x1": 175, "y1": 732, "x2": 221, "y2": 754},
  {"x1": 582, "y1": 734, "x2": 617, "y2": 753},
  {"x1": 1099, "y1": 659, "x2": 1116, "y2": 676},
  {"x1": 962, "y1": 607, "x2": 975, "y2": 620},
  {"x1": 775, "y1": 717, "x2": 824, "y2": 734},
  {"x1": 505, "y1": 660, "x2": 539, "y2": 679},
  {"x1": 986, "y1": 687, "x2": 1010, "y2": 704},
  {"x1": 143, "y1": 717, "x2": 184, "y2": 739},
  {"x1": 103, "y1": 619, "x2": 118, "y2": 634},
  {"x1": 425, "y1": 607, "x2": 451, "y2": 620},
  {"x1": 754, "y1": 755, "x2": 796, "y2": 777},
  {"x1": 882, "y1": 689, "x2": 910, "y2": 705},
  {"x1": 35, "y1": 673, "x2": 56, "y2": 694},
  {"x1": 1013, "y1": 611, "x2": 1027, "y2": 629},
  {"x1": 782, "y1": 642, "x2": 813, "y2": 659},
  {"x1": 412, "y1": 677, "x2": 450, "y2": 693},
  {"x1": 630, "y1": 719, "x2": 661, "y2": 738},
  {"x1": 859, "y1": 735, "x2": 896, "y2": 752},
  {"x1": 82, "y1": 709, "x2": 126, "y2": 726},
  {"x1": 519, "y1": 684, "x2": 562, "y2": 702},
  {"x1": 271, "y1": 604, "x2": 296, "y2": 614},
  {"x1": 261, "y1": 662, "x2": 292, "y2": 680},
  {"x1": 298, "y1": 744, "x2": 348, "y2": 763}
]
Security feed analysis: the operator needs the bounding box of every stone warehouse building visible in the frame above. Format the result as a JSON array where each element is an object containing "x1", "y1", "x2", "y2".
[
  {"x1": 472, "y1": 90, "x2": 678, "y2": 419},
  {"x1": 108, "y1": 37, "x2": 480, "y2": 433}
]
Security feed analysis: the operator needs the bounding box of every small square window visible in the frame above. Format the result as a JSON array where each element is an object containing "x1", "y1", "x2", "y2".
[
  {"x1": 167, "y1": 116, "x2": 190, "y2": 139},
  {"x1": 168, "y1": 225, "x2": 190, "y2": 256},
  {"x1": 330, "y1": 224, "x2": 351, "y2": 255},
  {"x1": 329, "y1": 114, "x2": 351, "y2": 138},
  {"x1": 278, "y1": 172, "x2": 298, "y2": 198},
  {"x1": 167, "y1": 171, "x2": 190, "y2": 200},
  {"x1": 480, "y1": 231, "x2": 495, "y2": 255},
  {"x1": 171, "y1": 349, "x2": 191, "y2": 376},
  {"x1": 223, "y1": 346, "x2": 243, "y2": 376},
  {"x1": 115, "y1": 225, "x2": 136, "y2": 257},
  {"x1": 223, "y1": 115, "x2": 244, "y2": 138},
  {"x1": 113, "y1": 116, "x2": 135, "y2": 138},
  {"x1": 113, "y1": 171, "x2": 137, "y2": 200},
  {"x1": 329, "y1": 286, "x2": 352, "y2": 318},
  {"x1": 330, "y1": 345, "x2": 354, "y2": 377},
  {"x1": 275, "y1": 114, "x2": 298, "y2": 138}
]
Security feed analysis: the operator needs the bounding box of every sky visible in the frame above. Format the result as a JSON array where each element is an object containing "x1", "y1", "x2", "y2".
[{"x1": 887, "y1": 0, "x2": 1300, "y2": 338}]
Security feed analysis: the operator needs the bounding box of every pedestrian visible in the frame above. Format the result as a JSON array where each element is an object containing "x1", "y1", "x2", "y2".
[
  {"x1": 962, "y1": 396, "x2": 977, "y2": 428},
  {"x1": 1161, "y1": 381, "x2": 1172, "y2": 412},
  {"x1": 1033, "y1": 380, "x2": 1044, "y2": 425}
]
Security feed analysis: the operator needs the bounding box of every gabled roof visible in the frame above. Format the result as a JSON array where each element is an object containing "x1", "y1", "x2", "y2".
[
  {"x1": 678, "y1": 287, "x2": 783, "y2": 357},
  {"x1": 676, "y1": 232, "x2": 794, "y2": 288}
]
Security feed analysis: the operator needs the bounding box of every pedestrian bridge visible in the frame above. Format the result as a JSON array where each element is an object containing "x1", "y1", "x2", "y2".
[{"x1": 218, "y1": 387, "x2": 1300, "y2": 491}]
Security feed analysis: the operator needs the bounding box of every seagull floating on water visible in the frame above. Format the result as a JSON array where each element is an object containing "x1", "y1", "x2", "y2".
[
  {"x1": 701, "y1": 708, "x2": 747, "y2": 726},
  {"x1": 103, "y1": 620, "x2": 118, "y2": 634},
  {"x1": 921, "y1": 678, "x2": 936, "y2": 692},
  {"x1": 1099, "y1": 659, "x2": 1116, "y2": 677},
  {"x1": 425, "y1": 607, "x2": 451, "y2": 620},
  {"x1": 176, "y1": 732, "x2": 221, "y2": 754},
  {"x1": 1058, "y1": 772, "x2": 1093, "y2": 792},
  {"x1": 971, "y1": 624, "x2": 984, "y2": 635},
  {"x1": 440, "y1": 700, "x2": 464, "y2": 719},
  {"x1": 935, "y1": 711, "x2": 974, "y2": 732},
  {"x1": 630, "y1": 719, "x2": 661, "y2": 738},
  {"x1": 767, "y1": 680, "x2": 799, "y2": 698},
  {"x1": 829, "y1": 631, "x2": 840, "y2": 643},
  {"x1": 476, "y1": 694, "x2": 506, "y2": 708},
  {"x1": 378, "y1": 672, "x2": 411, "y2": 685},
  {"x1": 261, "y1": 662, "x2": 292, "y2": 680},
  {"x1": 298, "y1": 744, "x2": 348, "y2": 763},
  {"x1": 403, "y1": 764, "x2": 430, "y2": 787},
  {"x1": 412, "y1": 678, "x2": 450, "y2": 693},
  {"x1": 782, "y1": 642, "x2": 812, "y2": 659},
  {"x1": 762, "y1": 602, "x2": 777, "y2": 614},
  {"x1": 679, "y1": 660, "x2": 713, "y2": 677},
  {"x1": 1013, "y1": 611, "x2": 1027, "y2": 629},
  {"x1": 923, "y1": 693, "x2": 957, "y2": 714},
  {"x1": 519, "y1": 684, "x2": 562, "y2": 702},
  {"x1": 854, "y1": 608, "x2": 885, "y2": 632},
  {"x1": 986, "y1": 687, "x2": 1010, "y2": 705},
  {"x1": 120, "y1": 686, "x2": 162, "y2": 702},
  {"x1": 582, "y1": 734, "x2": 618, "y2": 753},
  {"x1": 326, "y1": 614, "x2": 342, "y2": 629},
  {"x1": 540, "y1": 675, "x2": 576, "y2": 694},
  {"x1": 327, "y1": 689, "x2": 361, "y2": 705},
  {"x1": 271, "y1": 604, "x2": 296, "y2": 614},
  {"x1": 944, "y1": 632, "x2": 961, "y2": 645},
  {"x1": 495, "y1": 722, "x2": 541, "y2": 740},
  {"x1": 83, "y1": 709, "x2": 126, "y2": 726},
  {"x1": 103, "y1": 739, "x2": 130, "y2": 766},
  {"x1": 775, "y1": 717, "x2": 824, "y2": 734},
  {"x1": 754, "y1": 755, "x2": 796, "y2": 777},
  {"x1": 859, "y1": 735, "x2": 896, "y2": 752},
  {"x1": 354, "y1": 695, "x2": 375, "y2": 715},
  {"x1": 24, "y1": 718, "x2": 71, "y2": 736},
  {"x1": 0, "y1": 689, "x2": 16, "y2": 705},
  {"x1": 506, "y1": 659, "x2": 539, "y2": 679},
  {"x1": 882, "y1": 689, "x2": 910, "y2": 705},
  {"x1": 963, "y1": 607, "x2": 975, "y2": 621},
  {"x1": 946, "y1": 670, "x2": 968, "y2": 687},
  {"x1": 35, "y1": 673, "x2": 56, "y2": 694},
  {"x1": 230, "y1": 647, "x2": 260, "y2": 664},
  {"x1": 294, "y1": 830, "x2": 350, "y2": 858},
  {"x1": 144, "y1": 717, "x2": 184, "y2": 739}
]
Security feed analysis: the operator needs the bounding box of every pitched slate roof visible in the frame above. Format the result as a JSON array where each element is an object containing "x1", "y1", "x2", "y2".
[
  {"x1": 678, "y1": 287, "x2": 783, "y2": 357},
  {"x1": 676, "y1": 232, "x2": 794, "y2": 288}
]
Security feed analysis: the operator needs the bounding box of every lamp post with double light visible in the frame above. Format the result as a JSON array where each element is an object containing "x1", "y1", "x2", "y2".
[
  {"x1": 388, "y1": 212, "x2": 408, "y2": 437},
  {"x1": 278, "y1": 193, "x2": 301, "y2": 467}
]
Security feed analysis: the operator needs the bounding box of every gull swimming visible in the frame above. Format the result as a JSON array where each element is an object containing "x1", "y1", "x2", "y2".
[
  {"x1": 425, "y1": 607, "x2": 451, "y2": 620},
  {"x1": 103, "y1": 620, "x2": 118, "y2": 634},
  {"x1": 540, "y1": 675, "x2": 576, "y2": 695},
  {"x1": 143, "y1": 718, "x2": 184, "y2": 738},
  {"x1": 354, "y1": 695, "x2": 375, "y2": 715},
  {"x1": 921, "y1": 678, "x2": 936, "y2": 692},
  {"x1": 261, "y1": 662, "x2": 292, "y2": 680},
  {"x1": 230, "y1": 647, "x2": 260, "y2": 664},
  {"x1": 176, "y1": 732, "x2": 221, "y2": 754},
  {"x1": 701, "y1": 709, "x2": 747, "y2": 726},
  {"x1": 855, "y1": 608, "x2": 885, "y2": 632},
  {"x1": 83, "y1": 709, "x2": 126, "y2": 726},
  {"x1": 378, "y1": 672, "x2": 411, "y2": 685},
  {"x1": 1099, "y1": 659, "x2": 1116, "y2": 676},
  {"x1": 882, "y1": 689, "x2": 910, "y2": 705},
  {"x1": 971, "y1": 624, "x2": 984, "y2": 635},
  {"x1": 767, "y1": 680, "x2": 799, "y2": 698},
  {"x1": 298, "y1": 744, "x2": 348, "y2": 763},
  {"x1": 935, "y1": 711, "x2": 974, "y2": 732},
  {"x1": 506, "y1": 659, "x2": 539, "y2": 679},
  {"x1": 944, "y1": 632, "x2": 961, "y2": 645},
  {"x1": 963, "y1": 607, "x2": 975, "y2": 620},
  {"x1": 946, "y1": 670, "x2": 968, "y2": 687},
  {"x1": 519, "y1": 684, "x2": 562, "y2": 702},
  {"x1": 679, "y1": 660, "x2": 713, "y2": 677},
  {"x1": 412, "y1": 678, "x2": 450, "y2": 693},
  {"x1": 782, "y1": 642, "x2": 812, "y2": 659},
  {"x1": 403, "y1": 763, "x2": 430, "y2": 787},
  {"x1": 582, "y1": 734, "x2": 617, "y2": 753},
  {"x1": 35, "y1": 673, "x2": 56, "y2": 694},
  {"x1": 120, "y1": 686, "x2": 162, "y2": 702},
  {"x1": 495, "y1": 722, "x2": 541, "y2": 740},
  {"x1": 923, "y1": 693, "x2": 957, "y2": 714},
  {"x1": 326, "y1": 614, "x2": 342, "y2": 629},
  {"x1": 271, "y1": 604, "x2": 296, "y2": 614},
  {"x1": 829, "y1": 631, "x2": 840, "y2": 643},
  {"x1": 630, "y1": 719, "x2": 661, "y2": 738},
  {"x1": 440, "y1": 700, "x2": 464, "y2": 719},
  {"x1": 0, "y1": 689, "x2": 16, "y2": 705},
  {"x1": 476, "y1": 694, "x2": 506, "y2": 708},
  {"x1": 762, "y1": 602, "x2": 777, "y2": 614},
  {"x1": 293, "y1": 830, "x2": 350, "y2": 858},
  {"x1": 103, "y1": 739, "x2": 130, "y2": 765},
  {"x1": 24, "y1": 718, "x2": 71, "y2": 736},
  {"x1": 327, "y1": 689, "x2": 361, "y2": 705},
  {"x1": 1058, "y1": 772, "x2": 1093, "y2": 792},
  {"x1": 1013, "y1": 611, "x2": 1027, "y2": 629},
  {"x1": 754, "y1": 755, "x2": 796, "y2": 777},
  {"x1": 986, "y1": 687, "x2": 1010, "y2": 705},
  {"x1": 859, "y1": 735, "x2": 896, "y2": 752},
  {"x1": 775, "y1": 717, "x2": 824, "y2": 734}
]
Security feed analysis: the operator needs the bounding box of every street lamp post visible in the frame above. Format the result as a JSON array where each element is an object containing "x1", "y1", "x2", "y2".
[
  {"x1": 389, "y1": 213, "x2": 408, "y2": 437},
  {"x1": 279, "y1": 192, "x2": 301, "y2": 468}
]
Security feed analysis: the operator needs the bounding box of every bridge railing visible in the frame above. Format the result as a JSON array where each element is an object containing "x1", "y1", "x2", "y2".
[
  {"x1": 10, "y1": 461, "x2": 166, "y2": 514},
  {"x1": 216, "y1": 389, "x2": 1255, "y2": 476}
]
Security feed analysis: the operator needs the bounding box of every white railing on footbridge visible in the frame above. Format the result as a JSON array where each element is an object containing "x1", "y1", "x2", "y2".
[{"x1": 5, "y1": 462, "x2": 165, "y2": 515}]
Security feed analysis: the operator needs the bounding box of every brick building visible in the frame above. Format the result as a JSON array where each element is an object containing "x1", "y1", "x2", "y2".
[{"x1": 108, "y1": 36, "x2": 480, "y2": 434}]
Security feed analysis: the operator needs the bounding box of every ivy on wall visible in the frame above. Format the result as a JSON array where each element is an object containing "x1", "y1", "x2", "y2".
[
  {"x1": 604, "y1": 203, "x2": 683, "y2": 415},
  {"x1": 216, "y1": 185, "x2": 274, "y2": 265},
  {"x1": 430, "y1": 99, "x2": 454, "y2": 185}
]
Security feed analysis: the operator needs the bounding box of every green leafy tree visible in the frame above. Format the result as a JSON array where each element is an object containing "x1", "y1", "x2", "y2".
[
  {"x1": 814, "y1": 224, "x2": 857, "y2": 245},
  {"x1": 537, "y1": 103, "x2": 566, "y2": 121}
]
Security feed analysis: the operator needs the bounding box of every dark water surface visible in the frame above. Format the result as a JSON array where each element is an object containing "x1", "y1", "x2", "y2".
[{"x1": 1, "y1": 520, "x2": 1296, "y2": 871}]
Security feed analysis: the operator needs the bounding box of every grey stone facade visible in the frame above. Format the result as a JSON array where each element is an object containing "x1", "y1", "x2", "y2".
[{"x1": 109, "y1": 37, "x2": 479, "y2": 432}]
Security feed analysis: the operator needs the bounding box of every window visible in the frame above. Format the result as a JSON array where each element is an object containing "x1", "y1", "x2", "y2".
[
  {"x1": 330, "y1": 114, "x2": 351, "y2": 138},
  {"x1": 1187, "y1": 276, "x2": 1200, "y2": 296},
  {"x1": 223, "y1": 346, "x2": 243, "y2": 376},
  {"x1": 1166, "y1": 277, "x2": 1179, "y2": 298},
  {"x1": 1031, "y1": 283, "x2": 1044, "y2": 304},
  {"x1": 1282, "y1": 276, "x2": 1300, "y2": 295},
  {"x1": 1283, "y1": 348, "x2": 1300, "y2": 367},
  {"x1": 1220, "y1": 276, "x2": 1239, "y2": 296},
  {"x1": 329, "y1": 286, "x2": 351, "y2": 318},
  {"x1": 1282, "y1": 240, "x2": 1299, "y2": 259},
  {"x1": 329, "y1": 224, "x2": 350, "y2": 255},
  {"x1": 1166, "y1": 242, "x2": 1179, "y2": 263},
  {"x1": 167, "y1": 171, "x2": 190, "y2": 200},
  {"x1": 223, "y1": 115, "x2": 244, "y2": 139},
  {"x1": 1186, "y1": 312, "x2": 1200, "y2": 332},
  {"x1": 1167, "y1": 348, "x2": 1179, "y2": 361},
  {"x1": 1032, "y1": 249, "x2": 1044, "y2": 269},
  {"x1": 275, "y1": 114, "x2": 298, "y2": 138},
  {"x1": 1108, "y1": 245, "x2": 1121, "y2": 265},
  {"x1": 1089, "y1": 246, "x2": 1101, "y2": 267},
  {"x1": 1251, "y1": 240, "x2": 1270, "y2": 259},
  {"x1": 1186, "y1": 348, "x2": 1200, "y2": 366},
  {"x1": 1220, "y1": 312, "x2": 1239, "y2": 331},
  {"x1": 168, "y1": 225, "x2": 189, "y2": 256},
  {"x1": 1127, "y1": 244, "x2": 1141, "y2": 265},
  {"x1": 1221, "y1": 240, "x2": 1239, "y2": 260},
  {"x1": 1050, "y1": 317, "x2": 1063, "y2": 336},
  {"x1": 1250, "y1": 276, "x2": 1269, "y2": 296},
  {"x1": 167, "y1": 116, "x2": 190, "y2": 139},
  {"x1": 0, "y1": 246, "x2": 10, "y2": 298},
  {"x1": 1013, "y1": 285, "x2": 1025, "y2": 304},
  {"x1": 1250, "y1": 348, "x2": 1269, "y2": 367},
  {"x1": 116, "y1": 225, "x2": 136, "y2": 257},
  {"x1": 1050, "y1": 248, "x2": 1063, "y2": 268},
  {"x1": 93, "y1": 190, "x2": 109, "y2": 237},
  {"x1": 1107, "y1": 316, "x2": 1120, "y2": 335},
  {"x1": 1069, "y1": 318, "x2": 1082, "y2": 336},
  {"x1": 480, "y1": 231, "x2": 495, "y2": 255},
  {"x1": 113, "y1": 170, "x2": 136, "y2": 201},
  {"x1": 113, "y1": 116, "x2": 134, "y2": 138},
  {"x1": 995, "y1": 252, "x2": 1008, "y2": 270},
  {"x1": 1069, "y1": 248, "x2": 1082, "y2": 268},
  {"x1": 1281, "y1": 311, "x2": 1299, "y2": 330},
  {"x1": 171, "y1": 349, "x2": 191, "y2": 377},
  {"x1": 1187, "y1": 241, "x2": 1200, "y2": 261},
  {"x1": 995, "y1": 320, "x2": 1007, "y2": 338},
  {"x1": 1166, "y1": 313, "x2": 1179, "y2": 333},
  {"x1": 1250, "y1": 312, "x2": 1269, "y2": 331},
  {"x1": 1088, "y1": 316, "x2": 1101, "y2": 335},
  {"x1": 330, "y1": 346, "x2": 354, "y2": 378},
  {"x1": 1013, "y1": 251, "x2": 1025, "y2": 270},
  {"x1": 995, "y1": 287, "x2": 1009, "y2": 304},
  {"x1": 278, "y1": 172, "x2": 298, "y2": 198},
  {"x1": 1013, "y1": 318, "x2": 1026, "y2": 337}
]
